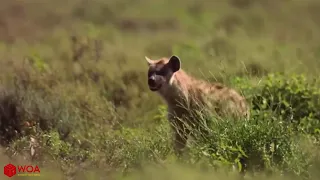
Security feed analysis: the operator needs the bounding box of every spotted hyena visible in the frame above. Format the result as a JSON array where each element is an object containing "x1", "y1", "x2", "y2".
[{"x1": 145, "y1": 55, "x2": 250, "y2": 155}]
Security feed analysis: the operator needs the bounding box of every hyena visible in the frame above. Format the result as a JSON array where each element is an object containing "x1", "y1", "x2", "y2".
[{"x1": 145, "y1": 55, "x2": 250, "y2": 155}]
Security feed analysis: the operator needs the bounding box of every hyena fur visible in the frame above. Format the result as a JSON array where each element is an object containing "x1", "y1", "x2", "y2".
[{"x1": 145, "y1": 55, "x2": 250, "y2": 155}]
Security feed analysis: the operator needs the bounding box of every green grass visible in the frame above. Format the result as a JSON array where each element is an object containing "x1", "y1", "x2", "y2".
[{"x1": 1, "y1": 0, "x2": 320, "y2": 179}]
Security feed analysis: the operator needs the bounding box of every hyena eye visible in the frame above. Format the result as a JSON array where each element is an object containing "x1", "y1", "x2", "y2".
[
  {"x1": 157, "y1": 68, "x2": 168, "y2": 76},
  {"x1": 148, "y1": 70, "x2": 153, "y2": 76}
]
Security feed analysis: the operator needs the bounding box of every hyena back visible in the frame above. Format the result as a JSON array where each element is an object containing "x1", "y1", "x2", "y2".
[{"x1": 145, "y1": 55, "x2": 250, "y2": 155}]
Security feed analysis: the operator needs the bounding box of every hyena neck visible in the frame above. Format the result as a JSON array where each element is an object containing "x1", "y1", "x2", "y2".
[{"x1": 158, "y1": 70, "x2": 192, "y2": 106}]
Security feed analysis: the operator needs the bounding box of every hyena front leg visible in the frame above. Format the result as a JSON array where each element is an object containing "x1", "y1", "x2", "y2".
[{"x1": 169, "y1": 115, "x2": 190, "y2": 156}]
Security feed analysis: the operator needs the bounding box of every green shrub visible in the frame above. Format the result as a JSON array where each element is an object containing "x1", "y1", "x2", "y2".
[
  {"x1": 251, "y1": 74, "x2": 320, "y2": 135},
  {"x1": 188, "y1": 113, "x2": 314, "y2": 179}
]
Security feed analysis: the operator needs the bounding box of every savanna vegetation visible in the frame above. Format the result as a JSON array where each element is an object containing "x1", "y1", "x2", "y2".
[{"x1": 0, "y1": 0, "x2": 320, "y2": 179}]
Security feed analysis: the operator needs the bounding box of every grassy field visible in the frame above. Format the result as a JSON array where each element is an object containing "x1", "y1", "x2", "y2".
[{"x1": 1, "y1": 0, "x2": 320, "y2": 179}]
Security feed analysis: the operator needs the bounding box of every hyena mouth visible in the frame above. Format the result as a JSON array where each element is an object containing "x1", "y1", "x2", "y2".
[{"x1": 149, "y1": 85, "x2": 162, "y2": 91}]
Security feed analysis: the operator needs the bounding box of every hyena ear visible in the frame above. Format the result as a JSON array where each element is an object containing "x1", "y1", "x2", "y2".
[
  {"x1": 168, "y1": 55, "x2": 181, "y2": 72},
  {"x1": 145, "y1": 56, "x2": 153, "y2": 66}
]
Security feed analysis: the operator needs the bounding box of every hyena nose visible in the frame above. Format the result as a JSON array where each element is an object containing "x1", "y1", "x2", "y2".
[{"x1": 148, "y1": 76, "x2": 156, "y2": 87}]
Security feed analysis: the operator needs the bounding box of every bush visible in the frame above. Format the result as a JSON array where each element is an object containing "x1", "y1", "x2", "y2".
[
  {"x1": 188, "y1": 112, "x2": 315, "y2": 179},
  {"x1": 0, "y1": 84, "x2": 72, "y2": 146},
  {"x1": 251, "y1": 74, "x2": 320, "y2": 135}
]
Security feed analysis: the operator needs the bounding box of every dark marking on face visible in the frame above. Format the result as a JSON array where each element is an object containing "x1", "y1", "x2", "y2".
[
  {"x1": 147, "y1": 63, "x2": 172, "y2": 91},
  {"x1": 146, "y1": 56, "x2": 181, "y2": 92},
  {"x1": 148, "y1": 63, "x2": 171, "y2": 78}
]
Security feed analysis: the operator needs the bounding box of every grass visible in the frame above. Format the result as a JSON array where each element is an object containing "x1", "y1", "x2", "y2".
[{"x1": 0, "y1": 0, "x2": 320, "y2": 179}]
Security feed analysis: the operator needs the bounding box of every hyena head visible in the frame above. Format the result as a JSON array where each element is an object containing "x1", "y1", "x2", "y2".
[{"x1": 145, "y1": 55, "x2": 181, "y2": 92}]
